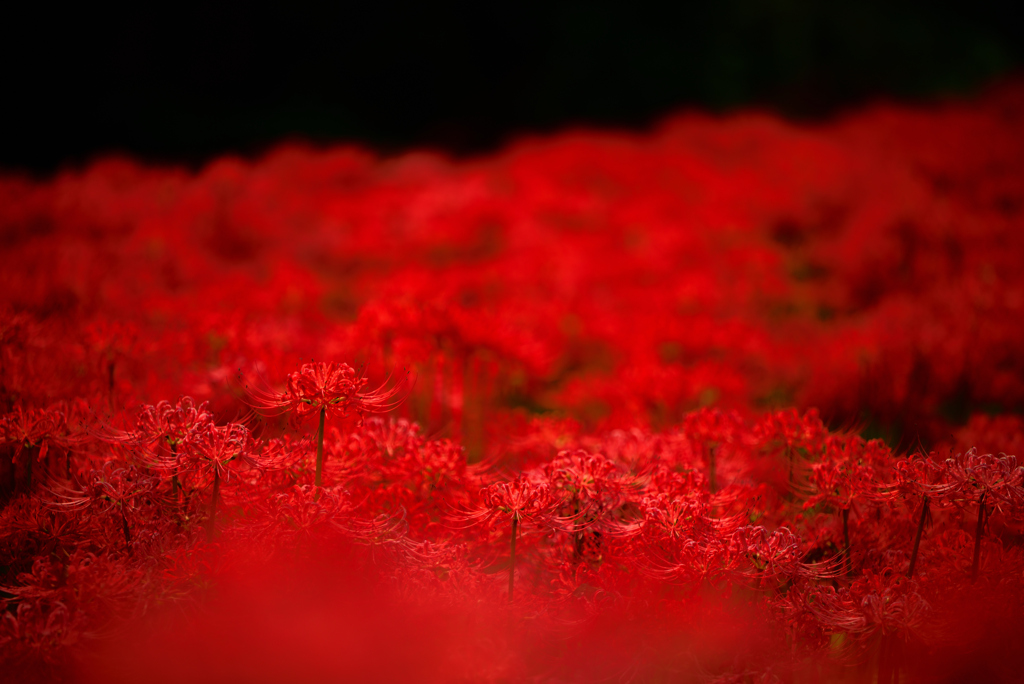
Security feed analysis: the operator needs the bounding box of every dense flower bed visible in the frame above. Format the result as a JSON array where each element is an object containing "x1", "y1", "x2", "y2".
[{"x1": 2, "y1": 82, "x2": 1023, "y2": 682}]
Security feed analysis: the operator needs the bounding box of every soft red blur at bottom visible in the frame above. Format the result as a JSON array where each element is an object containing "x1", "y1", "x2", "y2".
[
  {"x1": 86, "y1": 542, "x2": 465, "y2": 684},
  {"x1": 80, "y1": 538, "x2": 780, "y2": 684}
]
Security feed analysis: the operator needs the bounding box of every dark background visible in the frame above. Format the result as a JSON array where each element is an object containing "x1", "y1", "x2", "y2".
[{"x1": 2, "y1": 1, "x2": 1021, "y2": 175}]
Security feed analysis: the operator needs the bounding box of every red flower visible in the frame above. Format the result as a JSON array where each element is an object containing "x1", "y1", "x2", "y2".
[
  {"x1": 454, "y1": 477, "x2": 563, "y2": 529},
  {"x1": 0, "y1": 404, "x2": 77, "y2": 464},
  {"x1": 49, "y1": 462, "x2": 159, "y2": 547},
  {"x1": 250, "y1": 362, "x2": 402, "y2": 424},
  {"x1": 134, "y1": 397, "x2": 213, "y2": 448},
  {"x1": 176, "y1": 422, "x2": 259, "y2": 483},
  {"x1": 247, "y1": 362, "x2": 404, "y2": 495},
  {"x1": 944, "y1": 448, "x2": 1024, "y2": 512},
  {"x1": 450, "y1": 476, "x2": 567, "y2": 602}
]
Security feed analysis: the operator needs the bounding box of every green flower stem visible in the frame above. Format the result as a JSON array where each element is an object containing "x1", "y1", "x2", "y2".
[
  {"x1": 509, "y1": 517, "x2": 518, "y2": 603},
  {"x1": 120, "y1": 505, "x2": 132, "y2": 546},
  {"x1": 971, "y1": 491, "x2": 987, "y2": 582},
  {"x1": 842, "y1": 507, "x2": 851, "y2": 576},
  {"x1": 207, "y1": 468, "x2": 220, "y2": 541},
  {"x1": 170, "y1": 442, "x2": 181, "y2": 502},
  {"x1": 708, "y1": 445, "x2": 717, "y2": 494},
  {"x1": 314, "y1": 405, "x2": 326, "y2": 500},
  {"x1": 908, "y1": 496, "x2": 929, "y2": 578}
]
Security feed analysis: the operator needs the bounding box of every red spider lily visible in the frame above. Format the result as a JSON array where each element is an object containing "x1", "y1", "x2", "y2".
[
  {"x1": 249, "y1": 362, "x2": 402, "y2": 422},
  {"x1": 0, "y1": 406, "x2": 64, "y2": 461},
  {"x1": 249, "y1": 435, "x2": 315, "y2": 479},
  {"x1": 730, "y1": 525, "x2": 839, "y2": 586},
  {"x1": 640, "y1": 532, "x2": 738, "y2": 588},
  {"x1": 168, "y1": 422, "x2": 260, "y2": 481},
  {"x1": 457, "y1": 477, "x2": 567, "y2": 530},
  {"x1": 48, "y1": 462, "x2": 161, "y2": 548},
  {"x1": 753, "y1": 409, "x2": 830, "y2": 494},
  {"x1": 621, "y1": 491, "x2": 720, "y2": 545},
  {"x1": 247, "y1": 362, "x2": 404, "y2": 494},
  {"x1": 1, "y1": 550, "x2": 144, "y2": 662},
  {"x1": 318, "y1": 422, "x2": 476, "y2": 533},
  {"x1": 101, "y1": 397, "x2": 214, "y2": 499},
  {"x1": 682, "y1": 408, "x2": 746, "y2": 493},
  {"x1": 234, "y1": 484, "x2": 356, "y2": 549},
  {"x1": 0, "y1": 497, "x2": 85, "y2": 576},
  {"x1": 450, "y1": 476, "x2": 567, "y2": 602},
  {"x1": 171, "y1": 422, "x2": 264, "y2": 539},
  {"x1": 357, "y1": 416, "x2": 423, "y2": 459},
  {"x1": 544, "y1": 449, "x2": 632, "y2": 514},
  {"x1": 1, "y1": 404, "x2": 85, "y2": 492},
  {"x1": 801, "y1": 435, "x2": 892, "y2": 576},
  {"x1": 385, "y1": 438, "x2": 478, "y2": 527},
  {"x1": 130, "y1": 397, "x2": 214, "y2": 449},
  {"x1": 615, "y1": 491, "x2": 747, "y2": 588},
  {"x1": 803, "y1": 436, "x2": 892, "y2": 510},
  {"x1": 944, "y1": 448, "x2": 1024, "y2": 511},
  {"x1": 802, "y1": 571, "x2": 929, "y2": 683},
  {"x1": 392, "y1": 539, "x2": 486, "y2": 601},
  {"x1": 81, "y1": 319, "x2": 140, "y2": 410},
  {"x1": 0, "y1": 405, "x2": 61, "y2": 454},
  {"x1": 942, "y1": 449, "x2": 1024, "y2": 580},
  {"x1": 542, "y1": 449, "x2": 637, "y2": 562},
  {"x1": 274, "y1": 485, "x2": 353, "y2": 535},
  {"x1": 892, "y1": 454, "x2": 958, "y2": 578},
  {"x1": 341, "y1": 418, "x2": 479, "y2": 501},
  {"x1": 892, "y1": 454, "x2": 957, "y2": 501},
  {"x1": 332, "y1": 508, "x2": 409, "y2": 555}
]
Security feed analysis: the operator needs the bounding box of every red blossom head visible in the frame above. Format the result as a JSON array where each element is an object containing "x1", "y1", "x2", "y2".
[
  {"x1": 543, "y1": 449, "x2": 632, "y2": 516},
  {"x1": 249, "y1": 362, "x2": 403, "y2": 424},
  {"x1": 133, "y1": 397, "x2": 213, "y2": 447},
  {"x1": 892, "y1": 453, "x2": 956, "y2": 501},
  {"x1": 0, "y1": 404, "x2": 78, "y2": 463},
  {"x1": 451, "y1": 476, "x2": 565, "y2": 531},
  {"x1": 944, "y1": 448, "x2": 1024, "y2": 511},
  {"x1": 175, "y1": 422, "x2": 258, "y2": 483},
  {"x1": 730, "y1": 525, "x2": 837, "y2": 582},
  {"x1": 481, "y1": 478, "x2": 559, "y2": 525},
  {"x1": 805, "y1": 571, "x2": 930, "y2": 647}
]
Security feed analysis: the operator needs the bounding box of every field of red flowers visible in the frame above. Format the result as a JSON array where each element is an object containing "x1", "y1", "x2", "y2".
[{"x1": 3, "y1": 81, "x2": 1024, "y2": 683}]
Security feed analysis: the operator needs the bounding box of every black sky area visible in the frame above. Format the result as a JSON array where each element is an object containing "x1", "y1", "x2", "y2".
[{"x1": 2, "y1": 1, "x2": 1021, "y2": 175}]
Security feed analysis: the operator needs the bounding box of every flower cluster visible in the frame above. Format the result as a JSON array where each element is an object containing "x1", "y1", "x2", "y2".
[{"x1": 2, "y1": 83, "x2": 1024, "y2": 682}]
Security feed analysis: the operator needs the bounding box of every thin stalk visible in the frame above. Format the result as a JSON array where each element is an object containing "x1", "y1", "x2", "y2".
[
  {"x1": 971, "y1": 491, "x2": 988, "y2": 582},
  {"x1": 119, "y1": 506, "x2": 132, "y2": 546},
  {"x1": 108, "y1": 360, "x2": 116, "y2": 410},
  {"x1": 464, "y1": 354, "x2": 480, "y2": 463},
  {"x1": 509, "y1": 516, "x2": 518, "y2": 603},
  {"x1": 787, "y1": 446, "x2": 794, "y2": 492},
  {"x1": 842, "y1": 508, "x2": 851, "y2": 576},
  {"x1": 708, "y1": 445, "x2": 717, "y2": 494},
  {"x1": 908, "y1": 496, "x2": 929, "y2": 578},
  {"x1": 207, "y1": 468, "x2": 220, "y2": 541},
  {"x1": 314, "y1": 405, "x2": 326, "y2": 501},
  {"x1": 571, "y1": 499, "x2": 585, "y2": 562},
  {"x1": 170, "y1": 442, "x2": 181, "y2": 502}
]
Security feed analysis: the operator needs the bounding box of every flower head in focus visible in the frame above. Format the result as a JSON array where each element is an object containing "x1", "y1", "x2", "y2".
[{"x1": 249, "y1": 362, "x2": 403, "y2": 424}]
